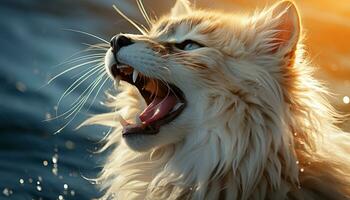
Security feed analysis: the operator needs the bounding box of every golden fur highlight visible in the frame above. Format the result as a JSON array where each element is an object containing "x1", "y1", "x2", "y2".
[{"x1": 85, "y1": 1, "x2": 350, "y2": 199}]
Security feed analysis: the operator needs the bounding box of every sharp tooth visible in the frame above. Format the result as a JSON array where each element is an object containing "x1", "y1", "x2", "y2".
[
  {"x1": 171, "y1": 102, "x2": 184, "y2": 112},
  {"x1": 117, "y1": 64, "x2": 128, "y2": 69},
  {"x1": 132, "y1": 70, "x2": 139, "y2": 83},
  {"x1": 119, "y1": 115, "x2": 129, "y2": 127},
  {"x1": 114, "y1": 76, "x2": 121, "y2": 87}
]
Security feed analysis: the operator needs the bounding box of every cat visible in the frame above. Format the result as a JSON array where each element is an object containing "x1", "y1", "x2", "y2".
[{"x1": 85, "y1": 0, "x2": 350, "y2": 199}]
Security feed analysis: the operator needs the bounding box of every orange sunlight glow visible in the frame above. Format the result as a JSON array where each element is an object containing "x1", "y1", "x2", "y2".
[{"x1": 192, "y1": 0, "x2": 350, "y2": 129}]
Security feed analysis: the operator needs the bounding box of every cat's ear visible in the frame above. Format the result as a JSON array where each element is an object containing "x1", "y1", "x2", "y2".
[
  {"x1": 252, "y1": 1, "x2": 301, "y2": 56},
  {"x1": 171, "y1": 0, "x2": 192, "y2": 17}
]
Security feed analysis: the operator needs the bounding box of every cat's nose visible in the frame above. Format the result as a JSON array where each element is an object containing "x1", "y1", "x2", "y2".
[{"x1": 110, "y1": 34, "x2": 133, "y2": 53}]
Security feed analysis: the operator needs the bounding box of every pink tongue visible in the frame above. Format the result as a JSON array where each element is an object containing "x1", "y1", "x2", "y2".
[{"x1": 139, "y1": 94, "x2": 177, "y2": 125}]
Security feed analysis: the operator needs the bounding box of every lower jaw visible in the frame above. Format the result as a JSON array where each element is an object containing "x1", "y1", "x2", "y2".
[
  {"x1": 122, "y1": 134, "x2": 157, "y2": 152},
  {"x1": 109, "y1": 64, "x2": 187, "y2": 138},
  {"x1": 122, "y1": 101, "x2": 186, "y2": 137}
]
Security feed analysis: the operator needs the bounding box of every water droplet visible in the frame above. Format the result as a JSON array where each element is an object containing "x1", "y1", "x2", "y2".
[
  {"x1": 45, "y1": 113, "x2": 52, "y2": 120},
  {"x1": 58, "y1": 195, "x2": 64, "y2": 200},
  {"x1": 63, "y1": 184, "x2": 68, "y2": 190},
  {"x1": 300, "y1": 168, "x2": 304, "y2": 172},
  {"x1": 43, "y1": 160, "x2": 48, "y2": 166},
  {"x1": 2, "y1": 188, "x2": 13, "y2": 196},
  {"x1": 296, "y1": 160, "x2": 299, "y2": 165},
  {"x1": 52, "y1": 167, "x2": 58, "y2": 176},
  {"x1": 16, "y1": 82, "x2": 27, "y2": 92},
  {"x1": 28, "y1": 178, "x2": 33, "y2": 183},
  {"x1": 343, "y1": 96, "x2": 350, "y2": 104},
  {"x1": 52, "y1": 154, "x2": 58, "y2": 164},
  {"x1": 19, "y1": 179, "x2": 24, "y2": 184},
  {"x1": 36, "y1": 185, "x2": 42, "y2": 192},
  {"x1": 37, "y1": 181, "x2": 40, "y2": 185},
  {"x1": 52, "y1": 154, "x2": 59, "y2": 175},
  {"x1": 70, "y1": 190, "x2": 75, "y2": 196},
  {"x1": 52, "y1": 162, "x2": 58, "y2": 176},
  {"x1": 38, "y1": 176, "x2": 43, "y2": 182},
  {"x1": 65, "y1": 140, "x2": 75, "y2": 150}
]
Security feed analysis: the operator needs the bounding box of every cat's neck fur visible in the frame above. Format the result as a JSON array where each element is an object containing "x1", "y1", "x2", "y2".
[{"x1": 90, "y1": 78, "x2": 350, "y2": 200}]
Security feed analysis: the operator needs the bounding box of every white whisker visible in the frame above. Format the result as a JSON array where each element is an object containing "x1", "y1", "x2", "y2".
[
  {"x1": 86, "y1": 73, "x2": 110, "y2": 111},
  {"x1": 71, "y1": 61, "x2": 104, "y2": 79},
  {"x1": 58, "y1": 54, "x2": 105, "y2": 69},
  {"x1": 112, "y1": 5, "x2": 147, "y2": 35},
  {"x1": 56, "y1": 63, "x2": 104, "y2": 113},
  {"x1": 67, "y1": 69, "x2": 106, "y2": 108},
  {"x1": 136, "y1": 0, "x2": 151, "y2": 27},
  {"x1": 63, "y1": 28, "x2": 109, "y2": 44},
  {"x1": 63, "y1": 71, "x2": 106, "y2": 120},
  {"x1": 48, "y1": 59, "x2": 102, "y2": 84},
  {"x1": 49, "y1": 68, "x2": 105, "y2": 121},
  {"x1": 82, "y1": 43, "x2": 110, "y2": 50},
  {"x1": 50, "y1": 50, "x2": 104, "y2": 72},
  {"x1": 50, "y1": 70, "x2": 105, "y2": 122}
]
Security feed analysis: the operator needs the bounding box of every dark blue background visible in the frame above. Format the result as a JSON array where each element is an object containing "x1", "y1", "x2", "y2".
[{"x1": 0, "y1": 0, "x2": 156, "y2": 199}]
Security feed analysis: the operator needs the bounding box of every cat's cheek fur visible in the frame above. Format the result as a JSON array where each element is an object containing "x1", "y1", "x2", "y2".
[{"x1": 85, "y1": 0, "x2": 350, "y2": 199}]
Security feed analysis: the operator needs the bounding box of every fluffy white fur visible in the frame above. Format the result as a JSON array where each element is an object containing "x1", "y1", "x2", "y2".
[{"x1": 85, "y1": 1, "x2": 350, "y2": 199}]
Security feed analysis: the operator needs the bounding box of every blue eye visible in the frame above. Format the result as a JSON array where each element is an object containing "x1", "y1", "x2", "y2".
[
  {"x1": 183, "y1": 42, "x2": 202, "y2": 51},
  {"x1": 175, "y1": 40, "x2": 204, "y2": 51}
]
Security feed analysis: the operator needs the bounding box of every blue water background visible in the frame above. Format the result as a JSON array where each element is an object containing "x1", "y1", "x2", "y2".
[{"x1": 0, "y1": 0, "x2": 168, "y2": 199}]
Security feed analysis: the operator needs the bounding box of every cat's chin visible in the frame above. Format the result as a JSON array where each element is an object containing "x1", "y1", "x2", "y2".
[
  {"x1": 123, "y1": 133, "x2": 159, "y2": 152},
  {"x1": 123, "y1": 123, "x2": 188, "y2": 152}
]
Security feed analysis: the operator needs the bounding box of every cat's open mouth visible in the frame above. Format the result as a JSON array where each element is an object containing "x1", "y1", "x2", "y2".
[{"x1": 110, "y1": 63, "x2": 186, "y2": 137}]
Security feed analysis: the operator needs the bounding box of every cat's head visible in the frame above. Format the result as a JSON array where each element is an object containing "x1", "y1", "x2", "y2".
[{"x1": 104, "y1": 0, "x2": 301, "y2": 152}]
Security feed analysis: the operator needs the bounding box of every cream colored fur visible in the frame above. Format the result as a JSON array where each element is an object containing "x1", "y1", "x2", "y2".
[{"x1": 85, "y1": 1, "x2": 350, "y2": 199}]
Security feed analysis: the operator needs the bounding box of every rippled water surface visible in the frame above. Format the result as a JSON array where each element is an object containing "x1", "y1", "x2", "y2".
[
  {"x1": 0, "y1": 0, "x2": 173, "y2": 198},
  {"x1": 0, "y1": 1, "x2": 122, "y2": 199}
]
